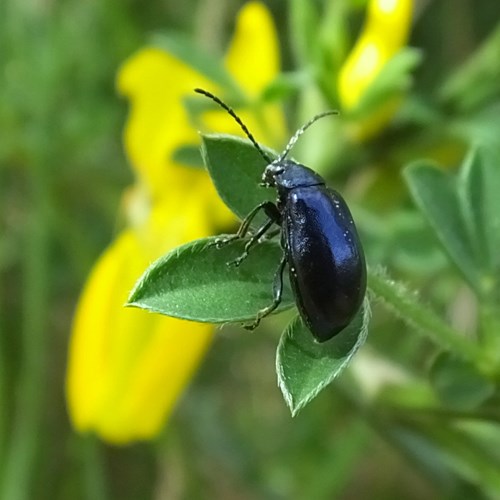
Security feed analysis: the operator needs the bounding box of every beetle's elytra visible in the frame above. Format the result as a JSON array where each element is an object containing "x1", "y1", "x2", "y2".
[{"x1": 195, "y1": 88, "x2": 367, "y2": 342}]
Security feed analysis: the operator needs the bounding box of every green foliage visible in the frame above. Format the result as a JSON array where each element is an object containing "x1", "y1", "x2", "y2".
[
  {"x1": 440, "y1": 24, "x2": 500, "y2": 112},
  {"x1": 129, "y1": 237, "x2": 294, "y2": 322},
  {"x1": 130, "y1": 133, "x2": 371, "y2": 413},
  {"x1": 200, "y1": 134, "x2": 276, "y2": 221},
  {"x1": 131, "y1": 127, "x2": 500, "y2": 496},
  {"x1": 6, "y1": 0, "x2": 500, "y2": 498},
  {"x1": 277, "y1": 298, "x2": 370, "y2": 416},
  {"x1": 404, "y1": 148, "x2": 500, "y2": 296},
  {"x1": 130, "y1": 10, "x2": 500, "y2": 492}
]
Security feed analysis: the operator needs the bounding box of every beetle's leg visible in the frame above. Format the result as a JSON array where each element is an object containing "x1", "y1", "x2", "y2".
[
  {"x1": 227, "y1": 202, "x2": 281, "y2": 266},
  {"x1": 244, "y1": 253, "x2": 287, "y2": 330},
  {"x1": 238, "y1": 201, "x2": 280, "y2": 237},
  {"x1": 228, "y1": 216, "x2": 275, "y2": 267},
  {"x1": 212, "y1": 201, "x2": 277, "y2": 248},
  {"x1": 261, "y1": 227, "x2": 280, "y2": 241}
]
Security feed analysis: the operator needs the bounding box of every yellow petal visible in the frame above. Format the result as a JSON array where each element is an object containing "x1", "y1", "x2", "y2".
[
  {"x1": 338, "y1": 0, "x2": 413, "y2": 110},
  {"x1": 366, "y1": 0, "x2": 413, "y2": 51},
  {"x1": 117, "y1": 47, "x2": 214, "y2": 199},
  {"x1": 197, "y1": 2, "x2": 287, "y2": 148},
  {"x1": 202, "y1": 2, "x2": 286, "y2": 153},
  {"x1": 225, "y1": 1, "x2": 280, "y2": 97},
  {"x1": 97, "y1": 316, "x2": 212, "y2": 442},
  {"x1": 67, "y1": 217, "x2": 215, "y2": 443}
]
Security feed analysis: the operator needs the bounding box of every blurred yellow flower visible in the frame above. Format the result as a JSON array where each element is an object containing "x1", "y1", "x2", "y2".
[
  {"x1": 338, "y1": 0, "x2": 414, "y2": 137},
  {"x1": 66, "y1": 1, "x2": 284, "y2": 444}
]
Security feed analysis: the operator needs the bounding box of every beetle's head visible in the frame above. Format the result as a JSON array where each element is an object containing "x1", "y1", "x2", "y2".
[
  {"x1": 262, "y1": 160, "x2": 324, "y2": 192},
  {"x1": 261, "y1": 162, "x2": 283, "y2": 188}
]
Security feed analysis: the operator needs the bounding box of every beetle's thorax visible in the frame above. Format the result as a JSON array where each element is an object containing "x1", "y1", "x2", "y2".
[{"x1": 262, "y1": 160, "x2": 325, "y2": 196}]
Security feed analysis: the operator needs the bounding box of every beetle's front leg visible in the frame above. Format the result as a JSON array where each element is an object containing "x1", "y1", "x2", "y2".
[
  {"x1": 211, "y1": 201, "x2": 278, "y2": 249},
  {"x1": 228, "y1": 217, "x2": 274, "y2": 267},
  {"x1": 228, "y1": 202, "x2": 281, "y2": 267}
]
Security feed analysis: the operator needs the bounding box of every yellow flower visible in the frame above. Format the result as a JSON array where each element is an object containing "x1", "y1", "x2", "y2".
[
  {"x1": 66, "y1": 1, "x2": 284, "y2": 444},
  {"x1": 205, "y1": 1, "x2": 286, "y2": 147},
  {"x1": 338, "y1": 0, "x2": 414, "y2": 137}
]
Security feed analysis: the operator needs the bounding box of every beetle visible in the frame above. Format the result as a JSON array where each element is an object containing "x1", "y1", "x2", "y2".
[{"x1": 195, "y1": 88, "x2": 367, "y2": 342}]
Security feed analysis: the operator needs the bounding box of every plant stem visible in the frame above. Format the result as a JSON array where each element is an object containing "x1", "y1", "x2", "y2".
[
  {"x1": 478, "y1": 301, "x2": 500, "y2": 375},
  {"x1": 0, "y1": 158, "x2": 50, "y2": 500},
  {"x1": 368, "y1": 268, "x2": 482, "y2": 364},
  {"x1": 0, "y1": 284, "x2": 5, "y2": 468},
  {"x1": 82, "y1": 437, "x2": 109, "y2": 500}
]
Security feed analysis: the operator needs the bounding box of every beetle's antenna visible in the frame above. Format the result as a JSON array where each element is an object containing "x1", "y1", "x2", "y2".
[
  {"x1": 277, "y1": 110, "x2": 338, "y2": 163},
  {"x1": 194, "y1": 88, "x2": 272, "y2": 164}
]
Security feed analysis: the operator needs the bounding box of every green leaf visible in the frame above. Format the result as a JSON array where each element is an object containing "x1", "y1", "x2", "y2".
[
  {"x1": 276, "y1": 296, "x2": 370, "y2": 416},
  {"x1": 151, "y1": 32, "x2": 237, "y2": 92},
  {"x1": 459, "y1": 147, "x2": 500, "y2": 278},
  {"x1": 430, "y1": 353, "x2": 495, "y2": 411},
  {"x1": 440, "y1": 24, "x2": 500, "y2": 112},
  {"x1": 403, "y1": 161, "x2": 481, "y2": 290},
  {"x1": 261, "y1": 72, "x2": 307, "y2": 102},
  {"x1": 405, "y1": 149, "x2": 500, "y2": 296},
  {"x1": 201, "y1": 134, "x2": 277, "y2": 223},
  {"x1": 458, "y1": 148, "x2": 489, "y2": 269},
  {"x1": 128, "y1": 236, "x2": 294, "y2": 323}
]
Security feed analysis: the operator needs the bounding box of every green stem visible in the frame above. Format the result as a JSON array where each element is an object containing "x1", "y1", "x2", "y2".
[
  {"x1": 81, "y1": 437, "x2": 109, "y2": 500},
  {"x1": 478, "y1": 300, "x2": 500, "y2": 375},
  {"x1": 0, "y1": 282, "x2": 5, "y2": 467},
  {"x1": 0, "y1": 160, "x2": 50, "y2": 500},
  {"x1": 368, "y1": 268, "x2": 482, "y2": 364}
]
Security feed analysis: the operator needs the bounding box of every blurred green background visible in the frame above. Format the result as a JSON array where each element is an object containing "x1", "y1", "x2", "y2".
[{"x1": 3, "y1": 0, "x2": 500, "y2": 498}]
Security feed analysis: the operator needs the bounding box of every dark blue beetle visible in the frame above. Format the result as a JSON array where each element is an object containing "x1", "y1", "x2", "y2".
[{"x1": 195, "y1": 89, "x2": 366, "y2": 342}]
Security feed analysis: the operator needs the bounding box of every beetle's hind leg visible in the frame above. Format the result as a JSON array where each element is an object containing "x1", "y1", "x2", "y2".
[{"x1": 244, "y1": 253, "x2": 287, "y2": 330}]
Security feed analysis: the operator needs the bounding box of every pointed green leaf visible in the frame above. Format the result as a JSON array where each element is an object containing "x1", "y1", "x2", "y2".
[
  {"x1": 276, "y1": 297, "x2": 370, "y2": 416},
  {"x1": 128, "y1": 237, "x2": 294, "y2": 323},
  {"x1": 403, "y1": 162, "x2": 481, "y2": 290},
  {"x1": 201, "y1": 134, "x2": 277, "y2": 223},
  {"x1": 261, "y1": 72, "x2": 306, "y2": 102}
]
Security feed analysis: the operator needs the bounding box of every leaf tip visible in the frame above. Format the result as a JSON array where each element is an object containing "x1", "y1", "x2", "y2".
[
  {"x1": 290, "y1": 401, "x2": 307, "y2": 417},
  {"x1": 126, "y1": 280, "x2": 143, "y2": 305}
]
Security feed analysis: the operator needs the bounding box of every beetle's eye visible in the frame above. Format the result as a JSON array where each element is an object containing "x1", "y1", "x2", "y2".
[{"x1": 267, "y1": 163, "x2": 285, "y2": 175}]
